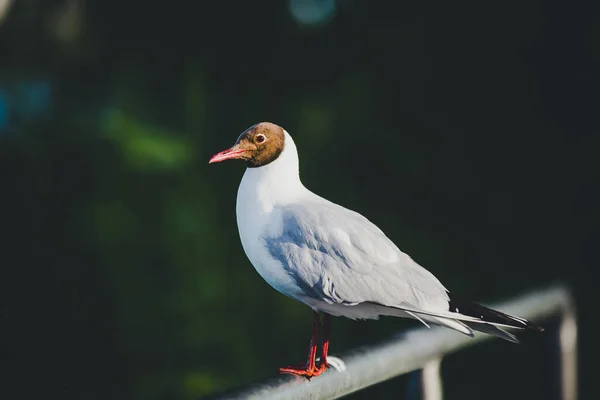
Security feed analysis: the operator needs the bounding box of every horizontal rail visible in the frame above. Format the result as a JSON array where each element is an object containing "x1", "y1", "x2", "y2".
[{"x1": 205, "y1": 285, "x2": 575, "y2": 400}]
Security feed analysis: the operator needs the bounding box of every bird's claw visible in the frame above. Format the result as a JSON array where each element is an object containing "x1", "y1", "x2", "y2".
[
  {"x1": 279, "y1": 355, "x2": 345, "y2": 379},
  {"x1": 279, "y1": 363, "x2": 327, "y2": 379}
]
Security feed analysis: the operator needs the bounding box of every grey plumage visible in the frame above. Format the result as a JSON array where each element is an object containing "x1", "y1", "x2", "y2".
[
  {"x1": 264, "y1": 197, "x2": 529, "y2": 340},
  {"x1": 266, "y1": 199, "x2": 448, "y2": 308}
]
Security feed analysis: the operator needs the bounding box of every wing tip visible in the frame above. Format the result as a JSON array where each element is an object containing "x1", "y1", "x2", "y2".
[
  {"x1": 527, "y1": 322, "x2": 545, "y2": 333},
  {"x1": 448, "y1": 294, "x2": 545, "y2": 332}
]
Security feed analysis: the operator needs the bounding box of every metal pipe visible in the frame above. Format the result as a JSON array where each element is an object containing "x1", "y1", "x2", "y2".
[
  {"x1": 205, "y1": 285, "x2": 575, "y2": 400},
  {"x1": 421, "y1": 358, "x2": 443, "y2": 400},
  {"x1": 559, "y1": 302, "x2": 578, "y2": 400}
]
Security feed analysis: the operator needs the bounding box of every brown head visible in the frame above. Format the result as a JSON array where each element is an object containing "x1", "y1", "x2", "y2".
[{"x1": 209, "y1": 122, "x2": 286, "y2": 168}]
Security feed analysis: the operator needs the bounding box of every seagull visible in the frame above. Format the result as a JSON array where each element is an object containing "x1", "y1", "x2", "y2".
[{"x1": 209, "y1": 122, "x2": 543, "y2": 378}]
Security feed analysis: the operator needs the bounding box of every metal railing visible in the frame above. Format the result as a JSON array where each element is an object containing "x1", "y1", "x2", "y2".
[{"x1": 206, "y1": 285, "x2": 577, "y2": 400}]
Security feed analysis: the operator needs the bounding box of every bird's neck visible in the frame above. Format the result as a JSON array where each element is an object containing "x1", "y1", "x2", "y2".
[{"x1": 237, "y1": 131, "x2": 306, "y2": 212}]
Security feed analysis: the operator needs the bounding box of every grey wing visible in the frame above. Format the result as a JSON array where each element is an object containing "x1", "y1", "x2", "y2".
[{"x1": 264, "y1": 200, "x2": 451, "y2": 313}]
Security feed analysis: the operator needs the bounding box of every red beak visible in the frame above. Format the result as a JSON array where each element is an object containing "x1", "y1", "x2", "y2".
[{"x1": 208, "y1": 147, "x2": 246, "y2": 164}]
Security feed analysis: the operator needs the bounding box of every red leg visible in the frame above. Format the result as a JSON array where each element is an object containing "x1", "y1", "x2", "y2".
[
  {"x1": 312, "y1": 313, "x2": 331, "y2": 377},
  {"x1": 279, "y1": 311, "x2": 321, "y2": 377}
]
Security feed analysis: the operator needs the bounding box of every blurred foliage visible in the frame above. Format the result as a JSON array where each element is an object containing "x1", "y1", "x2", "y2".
[
  {"x1": 0, "y1": 1, "x2": 597, "y2": 400},
  {"x1": 104, "y1": 109, "x2": 194, "y2": 171}
]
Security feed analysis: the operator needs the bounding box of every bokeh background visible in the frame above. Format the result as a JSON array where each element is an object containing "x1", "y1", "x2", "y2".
[{"x1": 0, "y1": 1, "x2": 596, "y2": 399}]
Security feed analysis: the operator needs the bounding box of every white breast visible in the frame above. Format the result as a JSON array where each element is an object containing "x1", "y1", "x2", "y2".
[{"x1": 235, "y1": 130, "x2": 310, "y2": 302}]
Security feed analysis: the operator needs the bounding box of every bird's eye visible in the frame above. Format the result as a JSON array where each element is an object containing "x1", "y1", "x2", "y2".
[{"x1": 256, "y1": 133, "x2": 267, "y2": 144}]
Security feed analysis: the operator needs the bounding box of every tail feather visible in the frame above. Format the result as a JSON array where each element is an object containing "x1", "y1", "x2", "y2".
[
  {"x1": 448, "y1": 294, "x2": 545, "y2": 333},
  {"x1": 426, "y1": 316, "x2": 475, "y2": 337},
  {"x1": 464, "y1": 322, "x2": 520, "y2": 343},
  {"x1": 369, "y1": 294, "x2": 544, "y2": 343}
]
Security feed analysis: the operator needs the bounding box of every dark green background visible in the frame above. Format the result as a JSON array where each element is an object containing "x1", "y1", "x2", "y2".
[{"x1": 0, "y1": 1, "x2": 596, "y2": 399}]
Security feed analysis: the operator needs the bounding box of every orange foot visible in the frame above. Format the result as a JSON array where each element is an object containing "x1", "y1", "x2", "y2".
[{"x1": 279, "y1": 362, "x2": 327, "y2": 379}]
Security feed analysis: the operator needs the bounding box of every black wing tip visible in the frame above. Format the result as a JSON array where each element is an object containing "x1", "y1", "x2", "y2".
[
  {"x1": 528, "y1": 322, "x2": 545, "y2": 333},
  {"x1": 449, "y1": 294, "x2": 545, "y2": 332}
]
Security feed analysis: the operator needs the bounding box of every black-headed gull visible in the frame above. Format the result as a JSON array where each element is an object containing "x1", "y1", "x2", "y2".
[{"x1": 209, "y1": 122, "x2": 543, "y2": 378}]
